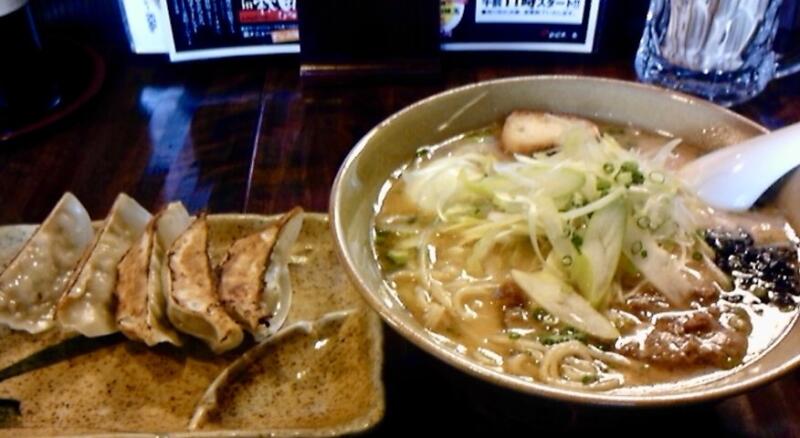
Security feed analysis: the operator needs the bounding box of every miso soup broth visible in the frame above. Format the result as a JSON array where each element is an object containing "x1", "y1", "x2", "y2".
[{"x1": 372, "y1": 112, "x2": 799, "y2": 392}]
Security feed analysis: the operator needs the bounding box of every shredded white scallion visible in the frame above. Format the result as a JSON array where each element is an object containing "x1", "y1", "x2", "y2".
[{"x1": 394, "y1": 127, "x2": 715, "y2": 311}]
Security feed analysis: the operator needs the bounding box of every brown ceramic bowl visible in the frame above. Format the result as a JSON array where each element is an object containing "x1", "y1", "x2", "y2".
[{"x1": 330, "y1": 76, "x2": 800, "y2": 406}]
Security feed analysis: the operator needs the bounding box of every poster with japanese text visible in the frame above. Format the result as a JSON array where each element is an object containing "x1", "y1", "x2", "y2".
[
  {"x1": 441, "y1": 0, "x2": 601, "y2": 53},
  {"x1": 160, "y1": 0, "x2": 300, "y2": 61}
]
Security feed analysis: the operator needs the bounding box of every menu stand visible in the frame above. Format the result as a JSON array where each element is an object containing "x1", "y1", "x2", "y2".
[{"x1": 297, "y1": 0, "x2": 440, "y2": 83}]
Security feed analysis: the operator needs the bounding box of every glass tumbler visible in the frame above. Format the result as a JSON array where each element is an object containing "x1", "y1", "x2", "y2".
[{"x1": 635, "y1": 0, "x2": 800, "y2": 106}]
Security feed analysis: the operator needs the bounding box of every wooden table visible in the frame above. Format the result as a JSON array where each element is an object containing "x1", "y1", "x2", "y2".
[{"x1": 1, "y1": 51, "x2": 800, "y2": 437}]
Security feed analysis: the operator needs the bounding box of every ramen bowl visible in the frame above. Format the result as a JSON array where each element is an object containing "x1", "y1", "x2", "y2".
[{"x1": 330, "y1": 76, "x2": 800, "y2": 406}]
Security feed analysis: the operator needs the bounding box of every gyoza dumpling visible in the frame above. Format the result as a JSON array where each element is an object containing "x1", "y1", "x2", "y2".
[
  {"x1": 116, "y1": 202, "x2": 190, "y2": 346},
  {"x1": 164, "y1": 215, "x2": 243, "y2": 353},
  {"x1": 56, "y1": 194, "x2": 151, "y2": 337},
  {"x1": 0, "y1": 192, "x2": 94, "y2": 333},
  {"x1": 219, "y1": 207, "x2": 303, "y2": 340}
]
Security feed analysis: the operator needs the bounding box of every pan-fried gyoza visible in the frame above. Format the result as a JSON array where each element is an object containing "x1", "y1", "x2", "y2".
[
  {"x1": 219, "y1": 207, "x2": 304, "y2": 340},
  {"x1": 0, "y1": 194, "x2": 305, "y2": 355}
]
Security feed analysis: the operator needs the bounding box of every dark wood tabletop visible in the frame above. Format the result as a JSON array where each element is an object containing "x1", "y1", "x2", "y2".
[{"x1": 2, "y1": 49, "x2": 800, "y2": 437}]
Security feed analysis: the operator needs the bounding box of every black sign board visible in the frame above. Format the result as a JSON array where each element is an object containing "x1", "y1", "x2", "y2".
[
  {"x1": 441, "y1": 0, "x2": 601, "y2": 53},
  {"x1": 162, "y1": 0, "x2": 300, "y2": 61}
]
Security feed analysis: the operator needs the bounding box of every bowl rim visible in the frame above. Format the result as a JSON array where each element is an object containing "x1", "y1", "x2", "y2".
[{"x1": 330, "y1": 74, "x2": 785, "y2": 407}]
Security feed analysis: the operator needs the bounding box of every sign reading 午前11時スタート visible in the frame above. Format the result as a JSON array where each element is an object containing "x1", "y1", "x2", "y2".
[{"x1": 441, "y1": 0, "x2": 601, "y2": 53}]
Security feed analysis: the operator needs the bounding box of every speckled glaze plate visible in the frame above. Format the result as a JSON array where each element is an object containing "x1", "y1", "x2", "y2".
[{"x1": 0, "y1": 213, "x2": 384, "y2": 436}]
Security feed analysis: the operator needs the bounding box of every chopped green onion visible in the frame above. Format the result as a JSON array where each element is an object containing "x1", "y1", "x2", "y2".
[
  {"x1": 508, "y1": 332, "x2": 521, "y2": 340},
  {"x1": 562, "y1": 255, "x2": 573, "y2": 266},
  {"x1": 650, "y1": 171, "x2": 665, "y2": 184},
  {"x1": 387, "y1": 249, "x2": 410, "y2": 266},
  {"x1": 692, "y1": 251, "x2": 703, "y2": 261},
  {"x1": 631, "y1": 171, "x2": 645, "y2": 185},
  {"x1": 616, "y1": 172, "x2": 633, "y2": 186},
  {"x1": 641, "y1": 250, "x2": 648, "y2": 258},
  {"x1": 531, "y1": 308, "x2": 549, "y2": 321},
  {"x1": 602, "y1": 162, "x2": 615, "y2": 174},
  {"x1": 636, "y1": 216, "x2": 651, "y2": 229},
  {"x1": 374, "y1": 229, "x2": 390, "y2": 245},
  {"x1": 596, "y1": 178, "x2": 611, "y2": 192},
  {"x1": 539, "y1": 328, "x2": 587, "y2": 345},
  {"x1": 415, "y1": 147, "x2": 430, "y2": 158},
  {"x1": 571, "y1": 234, "x2": 584, "y2": 250},
  {"x1": 582, "y1": 375, "x2": 598, "y2": 385},
  {"x1": 620, "y1": 161, "x2": 639, "y2": 172},
  {"x1": 631, "y1": 241, "x2": 643, "y2": 253}
]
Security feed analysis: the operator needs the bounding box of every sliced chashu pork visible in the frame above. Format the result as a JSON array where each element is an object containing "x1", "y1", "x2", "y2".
[
  {"x1": 115, "y1": 202, "x2": 190, "y2": 346},
  {"x1": 164, "y1": 215, "x2": 243, "y2": 353},
  {"x1": 501, "y1": 111, "x2": 599, "y2": 154},
  {"x1": 219, "y1": 207, "x2": 303, "y2": 340}
]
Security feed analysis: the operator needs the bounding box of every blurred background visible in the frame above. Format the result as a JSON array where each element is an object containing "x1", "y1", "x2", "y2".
[{"x1": 23, "y1": 0, "x2": 799, "y2": 61}]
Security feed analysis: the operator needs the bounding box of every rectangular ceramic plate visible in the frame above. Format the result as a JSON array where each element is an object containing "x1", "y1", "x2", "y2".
[{"x1": 0, "y1": 213, "x2": 384, "y2": 436}]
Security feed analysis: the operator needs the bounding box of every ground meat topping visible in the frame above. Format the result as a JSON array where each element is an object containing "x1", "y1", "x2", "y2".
[
  {"x1": 495, "y1": 280, "x2": 530, "y2": 328},
  {"x1": 494, "y1": 280, "x2": 526, "y2": 309},
  {"x1": 618, "y1": 309, "x2": 748, "y2": 369},
  {"x1": 624, "y1": 290, "x2": 670, "y2": 320}
]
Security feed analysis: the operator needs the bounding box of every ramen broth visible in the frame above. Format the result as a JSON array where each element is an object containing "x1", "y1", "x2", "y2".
[{"x1": 373, "y1": 119, "x2": 799, "y2": 391}]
